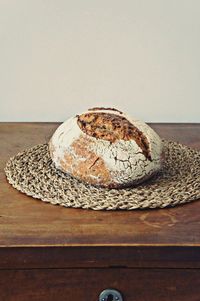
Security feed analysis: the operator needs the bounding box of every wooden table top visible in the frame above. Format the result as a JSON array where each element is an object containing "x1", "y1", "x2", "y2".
[{"x1": 0, "y1": 123, "x2": 200, "y2": 248}]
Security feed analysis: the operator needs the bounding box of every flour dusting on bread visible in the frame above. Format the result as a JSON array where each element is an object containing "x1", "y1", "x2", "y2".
[{"x1": 49, "y1": 107, "x2": 163, "y2": 188}]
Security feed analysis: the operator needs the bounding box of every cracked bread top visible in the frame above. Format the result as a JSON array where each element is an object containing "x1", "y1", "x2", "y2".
[
  {"x1": 49, "y1": 107, "x2": 163, "y2": 188},
  {"x1": 77, "y1": 111, "x2": 152, "y2": 161}
]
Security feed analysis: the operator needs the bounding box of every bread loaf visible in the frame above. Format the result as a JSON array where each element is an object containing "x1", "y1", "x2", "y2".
[{"x1": 49, "y1": 107, "x2": 163, "y2": 188}]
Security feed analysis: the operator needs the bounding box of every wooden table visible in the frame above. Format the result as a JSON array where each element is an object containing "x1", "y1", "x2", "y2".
[{"x1": 0, "y1": 123, "x2": 200, "y2": 301}]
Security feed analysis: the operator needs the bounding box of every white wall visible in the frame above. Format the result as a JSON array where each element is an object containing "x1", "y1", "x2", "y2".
[{"x1": 0, "y1": 0, "x2": 199, "y2": 122}]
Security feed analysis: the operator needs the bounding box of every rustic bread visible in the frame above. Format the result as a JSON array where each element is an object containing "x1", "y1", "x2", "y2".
[{"x1": 49, "y1": 107, "x2": 163, "y2": 188}]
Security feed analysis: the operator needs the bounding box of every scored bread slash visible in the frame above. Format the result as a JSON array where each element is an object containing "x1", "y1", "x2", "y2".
[
  {"x1": 49, "y1": 107, "x2": 163, "y2": 188},
  {"x1": 88, "y1": 107, "x2": 123, "y2": 114},
  {"x1": 77, "y1": 112, "x2": 152, "y2": 161}
]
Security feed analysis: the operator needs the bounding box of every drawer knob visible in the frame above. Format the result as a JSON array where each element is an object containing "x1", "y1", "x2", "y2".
[{"x1": 99, "y1": 289, "x2": 123, "y2": 301}]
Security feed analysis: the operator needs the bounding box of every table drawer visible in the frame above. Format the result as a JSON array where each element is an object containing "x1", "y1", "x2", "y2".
[{"x1": 0, "y1": 268, "x2": 200, "y2": 301}]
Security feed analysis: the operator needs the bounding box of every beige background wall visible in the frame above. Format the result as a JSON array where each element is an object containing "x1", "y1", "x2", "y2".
[{"x1": 0, "y1": 0, "x2": 199, "y2": 122}]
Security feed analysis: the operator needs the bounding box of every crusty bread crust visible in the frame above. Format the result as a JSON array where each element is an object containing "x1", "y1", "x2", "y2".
[
  {"x1": 77, "y1": 112, "x2": 152, "y2": 160},
  {"x1": 88, "y1": 107, "x2": 123, "y2": 114},
  {"x1": 49, "y1": 108, "x2": 163, "y2": 188}
]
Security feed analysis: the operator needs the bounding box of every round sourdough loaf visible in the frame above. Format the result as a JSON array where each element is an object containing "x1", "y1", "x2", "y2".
[{"x1": 49, "y1": 107, "x2": 163, "y2": 188}]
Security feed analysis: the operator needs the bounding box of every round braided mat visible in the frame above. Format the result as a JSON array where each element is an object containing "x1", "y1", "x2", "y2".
[{"x1": 4, "y1": 140, "x2": 200, "y2": 210}]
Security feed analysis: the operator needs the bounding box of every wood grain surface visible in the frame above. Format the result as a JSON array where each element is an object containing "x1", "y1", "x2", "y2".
[
  {"x1": 1, "y1": 123, "x2": 200, "y2": 301},
  {"x1": 1, "y1": 123, "x2": 200, "y2": 247},
  {"x1": 0, "y1": 268, "x2": 200, "y2": 301}
]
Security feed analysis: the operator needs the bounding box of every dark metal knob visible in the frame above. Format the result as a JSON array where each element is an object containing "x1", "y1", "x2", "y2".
[{"x1": 99, "y1": 289, "x2": 123, "y2": 301}]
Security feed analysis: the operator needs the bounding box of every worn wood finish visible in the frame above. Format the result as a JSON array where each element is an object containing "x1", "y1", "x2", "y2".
[
  {"x1": 0, "y1": 123, "x2": 200, "y2": 248},
  {"x1": 0, "y1": 123, "x2": 200, "y2": 300},
  {"x1": 1, "y1": 268, "x2": 200, "y2": 301},
  {"x1": 1, "y1": 246, "x2": 200, "y2": 269}
]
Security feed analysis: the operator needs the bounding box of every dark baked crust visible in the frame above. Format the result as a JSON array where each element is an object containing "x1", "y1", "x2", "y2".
[
  {"x1": 77, "y1": 112, "x2": 152, "y2": 161},
  {"x1": 88, "y1": 107, "x2": 123, "y2": 114}
]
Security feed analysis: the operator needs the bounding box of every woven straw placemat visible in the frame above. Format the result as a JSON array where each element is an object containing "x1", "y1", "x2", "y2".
[{"x1": 4, "y1": 139, "x2": 200, "y2": 210}]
